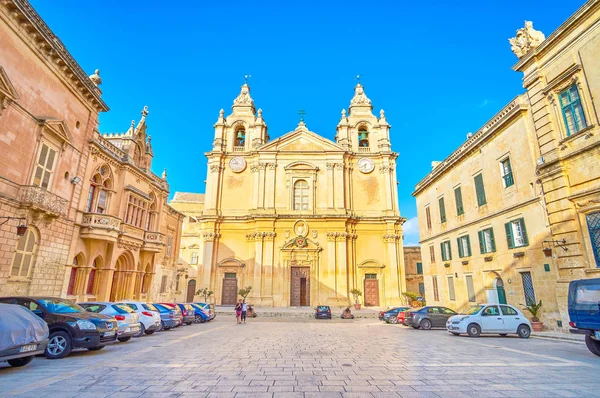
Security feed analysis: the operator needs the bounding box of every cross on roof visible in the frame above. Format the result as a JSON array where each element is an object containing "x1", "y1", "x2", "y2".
[
  {"x1": 298, "y1": 109, "x2": 306, "y2": 122},
  {"x1": 244, "y1": 74, "x2": 252, "y2": 84}
]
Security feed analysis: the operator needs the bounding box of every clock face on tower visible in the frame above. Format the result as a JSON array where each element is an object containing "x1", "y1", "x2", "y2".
[
  {"x1": 357, "y1": 157, "x2": 375, "y2": 174},
  {"x1": 229, "y1": 157, "x2": 247, "y2": 173}
]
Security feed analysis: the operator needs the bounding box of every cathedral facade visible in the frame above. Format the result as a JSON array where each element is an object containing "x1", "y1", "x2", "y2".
[{"x1": 171, "y1": 83, "x2": 406, "y2": 307}]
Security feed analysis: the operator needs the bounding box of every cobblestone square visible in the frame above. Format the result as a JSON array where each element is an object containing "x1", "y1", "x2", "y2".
[{"x1": 1, "y1": 318, "x2": 599, "y2": 397}]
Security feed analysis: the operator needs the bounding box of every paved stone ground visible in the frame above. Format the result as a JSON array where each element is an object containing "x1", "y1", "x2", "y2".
[{"x1": 1, "y1": 317, "x2": 599, "y2": 398}]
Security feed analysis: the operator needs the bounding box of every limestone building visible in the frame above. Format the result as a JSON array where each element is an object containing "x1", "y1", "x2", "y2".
[
  {"x1": 414, "y1": 0, "x2": 600, "y2": 329},
  {"x1": 170, "y1": 83, "x2": 406, "y2": 307},
  {"x1": 0, "y1": 0, "x2": 183, "y2": 302},
  {"x1": 403, "y1": 246, "x2": 424, "y2": 299}
]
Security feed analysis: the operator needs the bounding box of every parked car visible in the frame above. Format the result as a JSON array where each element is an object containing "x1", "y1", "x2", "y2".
[
  {"x1": 79, "y1": 302, "x2": 141, "y2": 342},
  {"x1": 382, "y1": 307, "x2": 411, "y2": 324},
  {"x1": 190, "y1": 303, "x2": 210, "y2": 323},
  {"x1": 116, "y1": 301, "x2": 162, "y2": 336},
  {"x1": 315, "y1": 305, "x2": 331, "y2": 319},
  {"x1": 568, "y1": 278, "x2": 600, "y2": 356},
  {"x1": 401, "y1": 306, "x2": 457, "y2": 329},
  {"x1": 159, "y1": 303, "x2": 183, "y2": 326},
  {"x1": 153, "y1": 303, "x2": 180, "y2": 330},
  {"x1": 175, "y1": 303, "x2": 195, "y2": 325},
  {"x1": 0, "y1": 303, "x2": 48, "y2": 367},
  {"x1": 0, "y1": 297, "x2": 117, "y2": 359},
  {"x1": 446, "y1": 304, "x2": 532, "y2": 338},
  {"x1": 194, "y1": 302, "x2": 215, "y2": 320}
]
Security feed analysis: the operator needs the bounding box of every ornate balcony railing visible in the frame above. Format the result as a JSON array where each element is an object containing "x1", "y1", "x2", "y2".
[
  {"x1": 120, "y1": 224, "x2": 145, "y2": 240},
  {"x1": 233, "y1": 146, "x2": 245, "y2": 152},
  {"x1": 81, "y1": 213, "x2": 121, "y2": 230},
  {"x1": 358, "y1": 147, "x2": 371, "y2": 153},
  {"x1": 144, "y1": 231, "x2": 164, "y2": 245},
  {"x1": 18, "y1": 186, "x2": 69, "y2": 217}
]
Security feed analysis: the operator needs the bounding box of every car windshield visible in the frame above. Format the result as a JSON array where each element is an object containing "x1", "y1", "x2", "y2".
[
  {"x1": 153, "y1": 304, "x2": 170, "y2": 313},
  {"x1": 80, "y1": 304, "x2": 106, "y2": 313},
  {"x1": 462, "y1": 305, "x2": 484, "y2": 315},
  {"x1": 40, "y1": 299, "x2": 84, "y2": 313},
  {"x1": 143, "y1": 303, "x2": 158, "y2": 311},
  {"x1": 317, "y1": 306, "x2": 329, "y2": 311}
]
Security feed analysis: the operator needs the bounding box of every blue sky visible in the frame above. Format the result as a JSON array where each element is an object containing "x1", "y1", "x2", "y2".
[{"x1": 31, "y1": 0, "x2": 584, "y2": 245}]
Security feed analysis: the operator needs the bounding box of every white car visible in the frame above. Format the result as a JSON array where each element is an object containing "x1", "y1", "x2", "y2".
[
  {"x1": 446, "y1": 304, "x2": 532, "y2": 338},
  {"x1": 116, "y1": 301, "x2": 161, "y2": 337}
]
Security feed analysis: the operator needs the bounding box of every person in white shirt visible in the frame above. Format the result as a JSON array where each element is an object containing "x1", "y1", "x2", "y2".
[{"x1": 241, "y1": 301, "x2": 248, "y2": 324}]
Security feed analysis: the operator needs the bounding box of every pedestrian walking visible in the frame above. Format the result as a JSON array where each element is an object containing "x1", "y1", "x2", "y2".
[
  {"x1": 235, "y1": 299, "x2": 243, "y2": 324},
  {"x1": 241, "y1": 301, "x2": 248, "y2": 324}
]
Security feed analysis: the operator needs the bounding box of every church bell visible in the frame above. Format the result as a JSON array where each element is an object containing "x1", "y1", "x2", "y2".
[
  {"x1": 236, "y1": 131, "x2": 245, "y2": 139},
  {"x1": 358, "y1": 132, "x2": 368, "y2": 142}
]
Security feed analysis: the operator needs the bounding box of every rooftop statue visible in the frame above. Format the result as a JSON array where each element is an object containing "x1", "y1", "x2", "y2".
[{"x1": 509, "y1": 21, "x2": 545, "y2": 58}]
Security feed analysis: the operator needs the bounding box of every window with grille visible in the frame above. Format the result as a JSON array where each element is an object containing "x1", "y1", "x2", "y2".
[
  {"x1": 520, "y1": 271, "x2": 536, "y2": 306},
  {"x1": 32, "y1": 143, "x2": 57, "y2": 189},
  {"x1": 224, "y1": 273, "x2": 237, "y2": 279},
  {"x1": 587, "y1": 212, "x2": 600, "y2": 267},
  {"x1": 10, "y1": 229, "x2": 37, "y2": 277},
  {"x1": 432, "y1": 275, "x2": 439, "y2": 301},
  {"x1": 293, "y1": 180, "x2": 309, "y2": 210},
  {"x1": 429, "y1": 245, "x2": 435, "y2": 262},
  {"x1": 447, "y1": 276, "x2": 456, "y2": 301},
  {"x1": 500, "y1": 158, "x2": 514, "y2": 188},
  {"x1": 465, "y1": 275, "x2": 476, "y2": 302},
  {"x1": 559, "y1": 85, "x2": 587, "y2": 136},
  {"x1": 365, "y1": 273, "x2": 377, "y2": 279}
]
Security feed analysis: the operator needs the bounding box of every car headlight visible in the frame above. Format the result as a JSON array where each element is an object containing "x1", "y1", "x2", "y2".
[{"x1": 76, "y1": 320, "x2": 97, "y2": 330}]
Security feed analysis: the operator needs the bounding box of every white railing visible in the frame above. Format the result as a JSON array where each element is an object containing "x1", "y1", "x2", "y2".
[
  {"x1": 233, "y1": 146, "x2": 245, "y2": 152},
  {"x1": 358, "y1": 147, "x2": 371, "y2": 153}
]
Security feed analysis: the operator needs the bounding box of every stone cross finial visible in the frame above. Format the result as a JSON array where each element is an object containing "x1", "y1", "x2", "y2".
[
  {"x1": 509, "y1": 21, "x2": 545, "y2": 58},
  {"x1": 141, "y1": 105, "x2": 149, "y2": 118}
]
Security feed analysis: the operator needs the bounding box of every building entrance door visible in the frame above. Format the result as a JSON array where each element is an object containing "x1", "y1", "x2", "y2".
[
  {"x1": 290, "y1": 267, "x2": 310, "y2": 306},
  {"x1": 186, "y1": 279, "x2": 196, "y2": 303},
  {"x1": 364, "y1": 275, "x2": 380, "y2": 306},
  {"x1": 222, "y1": 273, "x2": 238, "y2": 305}
]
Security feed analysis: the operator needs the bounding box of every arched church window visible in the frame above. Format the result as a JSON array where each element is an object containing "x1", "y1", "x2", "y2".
[
  {"x1": 293, "y1": 180, "x2": 309, "y2": 210},
  {"x1": 146, "y1": 192, "x2": 157, "y2": 231},
  {"x1": 234, "y1": 127, "x2": 246, "y2": 148},
  {"x1": 358, "y1": 127, "x2": 369, "y2": 148},
  {"x1": 86, "y1": 165, "x2": 112, "y2": 214}
]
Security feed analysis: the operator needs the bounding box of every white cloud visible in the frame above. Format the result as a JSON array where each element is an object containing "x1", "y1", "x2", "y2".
[{"x1": 403, "y1": 216, "x2": 420, "y2": 243}]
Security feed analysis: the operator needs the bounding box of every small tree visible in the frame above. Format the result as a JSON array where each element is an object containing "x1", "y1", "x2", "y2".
[
  {"x1": 349, "y1": 288, "x2": 362, "y2": 304},
  {"x1": 196, "y1": 287, "x2": 214, "y2": 303},
  {"x1": 238, "y1": 286, "x2": 252, "y2": 301},
  {"x1": 524, "y1": 300, "x2": 543, "y2": 322}
]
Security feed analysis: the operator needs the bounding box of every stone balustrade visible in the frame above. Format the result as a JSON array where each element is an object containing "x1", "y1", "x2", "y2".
[
  {"x1": 144, "y1": 231, "x2": 164, "y2": 244},
  {"x1": 18, "y1": 185, "x2": 69, "y2": 217},
  {"x1": 81, "y1": 213, "x2": 121, "y2": 229}
]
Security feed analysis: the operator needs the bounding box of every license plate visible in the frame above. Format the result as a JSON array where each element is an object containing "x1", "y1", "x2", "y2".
[
  {"x1": 19, "y1": 344, "x2": 37, "y2": 353},
  {"x1": 594, "y1": 331, "x2": 600, "y2": 340},
  {"x1": 104, "y1": 331, "x2": 116, "y2": 337}
]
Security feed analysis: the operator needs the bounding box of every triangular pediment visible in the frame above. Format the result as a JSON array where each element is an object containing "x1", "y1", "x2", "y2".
[
  {"x1": 39, "y1": 119, "x2": 73, "y2": 144},
  {"x1": 259, "y1": 127, "x2": 345, "y2": 153},
  {"x1": 0, "y1": 66, "x2": 19, "y2": 101}
]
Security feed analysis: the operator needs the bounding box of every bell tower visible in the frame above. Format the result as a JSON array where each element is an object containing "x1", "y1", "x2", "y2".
[{"x1": 335, "y1": 84, "x2": 391, "y2": 153}]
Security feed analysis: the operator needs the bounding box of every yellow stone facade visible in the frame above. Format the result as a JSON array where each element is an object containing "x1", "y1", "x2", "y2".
[
  {"x1": 170, "y1": 83, "x2": 406, "y2": 307},
  {"x1": 414, "y1": 0, "x2": 600, "y2": 330}
]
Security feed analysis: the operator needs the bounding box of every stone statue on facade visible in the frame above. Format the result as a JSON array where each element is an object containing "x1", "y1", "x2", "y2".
[{"x1": 509, "y1": 21, "x2": 545, "y2": 58}]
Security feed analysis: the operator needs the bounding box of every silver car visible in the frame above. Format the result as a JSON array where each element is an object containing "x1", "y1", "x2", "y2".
[{"x1": 79, "y1": 302, "x2": 140, "y2": 342}]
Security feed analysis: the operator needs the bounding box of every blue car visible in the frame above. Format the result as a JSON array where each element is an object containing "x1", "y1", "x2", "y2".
[
  {"x1": 569, "y1": 278, "x2": 600, "y2": 356},
  {"x1": 153, "y1": 303, "x2": 179, "y2": 331},
  {"x1": 190, "y1": 303, "x2": 210, "y2": 323}
]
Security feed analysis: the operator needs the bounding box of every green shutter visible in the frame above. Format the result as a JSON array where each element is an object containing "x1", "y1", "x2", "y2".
[
  {"x1": 478, "y1": 231, "x2": 485, "y2": 254},
  {"x1": 489, "y1": 228, "x2": 496, "y2": 252},
  {"x1": 466, "y1": 235, "x2": 471, "y2": 256},
  {"x1": 439, "y1": 197, "x2": 446, "y2": 223},
  {"x1": 474, "y1": 174, "x2": 487, "y2": 206},
  {"x1": 454, "y1": 187, "x2": 464, "y2": 216},
  {"x1": 520, "y1": 218, "x2": 529, "y2": 246},
  {"x1": 440, "y1": 242, "x2": 445, "y2": 261},
  {"x1": 448, "y1": 242, "x2": 452, "y2": 260},
  {"x1": 416, "y1": 262, "x2": 423, "y2": 275},
  {"x1": 457, "y1": 238, "x2": 464, "y2": 258},
  {"x1": 505, "y1": 222, "x2": 514, "y2": 249}
]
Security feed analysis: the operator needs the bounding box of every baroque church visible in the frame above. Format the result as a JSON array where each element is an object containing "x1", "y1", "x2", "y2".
[{"x1": 170, "y1": 83, "x2": 406, "y2": 307}]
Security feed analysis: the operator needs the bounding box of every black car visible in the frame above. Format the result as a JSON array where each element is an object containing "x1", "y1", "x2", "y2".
[
  {"x1": 0, "y1": 297, "x2": 118, "y2": 359},
  {"x1": 315, "y1": 305, "x2": 332, "y2": 319},
  {"x1": 400, "y1": 306, "x2": 457, "y2": 329}
]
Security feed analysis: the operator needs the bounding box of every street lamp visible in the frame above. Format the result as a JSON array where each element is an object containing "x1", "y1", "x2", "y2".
[
  {"x1": 542, "y1": 239, "x2": 568, "y2": 257},
  {"x1": 0, "y1": 217, "x2": 28, "y2": 236}
]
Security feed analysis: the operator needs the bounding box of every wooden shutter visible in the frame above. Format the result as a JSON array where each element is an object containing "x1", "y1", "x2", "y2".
[
  {"x1": 489, "y1": 228, "x2": 496, "y2": 252},
  {"x1": 457, "y1": 238, "x2": 464, "y2": 258},
  {"x1": 440, "y1": 242, "x2": 446, "y2": 261},
  {"x1": 426, "y1": 207, "x2": 432, "y2": 229},
  {"x1": 465, "y1": 235, "x2": 471, "y2": 256},
  {"x1": 474, "y1": 174, "x2": 486, "y2": 206},
  {"x1": 505, "y1": 222, "x2": 514, "y2": 249},
  {"x1": 33, "y1": 144, "x2": 57, "y2": 189},
  {"x1": 478, "y1": 231, "x2": 485, "y2": 253},
  {"x1": 416, "y1": 262, "x2": 423, "y2": 275},
  {"x1": 87, "y1": 268, "x2": 96, "y2": 294},
  {"x1": 454, "y1": 187, "x2": 464, "y2": 215},
  {"x1": 520, "y1": 218, "x2": 529, "y2": 246},
  {"x1": 439, "y1": 197, "x2": 446, "y2": 223}
]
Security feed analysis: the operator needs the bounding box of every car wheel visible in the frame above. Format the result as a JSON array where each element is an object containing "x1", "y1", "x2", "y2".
[
  {"x1": 118, "y1": 336, "x2": 132, "y2": 343},
  {"x1": 87, "y1": 346, "x2": 105, "y2": 351},
  {"x1": 585, "y1": 335, "x2": 600, "y2": 356},
  {"x1": 420, "y1": 319, "x2": 432, "y2": 330},
  {"x1": 390, "y1": 317, "x2": 398, "y2": 324},
  {"x1": 185, "y1": 321, "x2": 193, "y2": 326},
  {"x1": 467, "y1": 323, "x2": 481, "y2": 338},
  {"x1": 145, "y1": 329, "x2": 156, "y2": 335},
  {"x1": 517, "y1": 324, "x2": 531, "y2": 339},
  {"x1": 134, "y1": 323, "x2": 145, "y2": 338},
  {"x1": 157, "y1": 321, "x2": 165, "y2": 332},
  {"x1": 45, "y1": 331, "x2": 72, "y2": 359},
  {"x1": 500, "y1": 333, "x2": 508, "y2": 337},
  {"x1": 7, "y1": 356, "x2": 34, "y2": 367},
  {"x1": 450, "y1": 332, "x2": 460, "y2": 336}
]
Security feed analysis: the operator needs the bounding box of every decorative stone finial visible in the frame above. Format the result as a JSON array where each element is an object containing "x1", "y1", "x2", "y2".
[
  {"x1": 141, "y1": 105, "x2": 149, "y2": 118},
  {"x1": 341, "y1": 109, "x2": 346, "y2": 118},
  {"x1": 350, "y1": 83, "x2": 372, "y2": 106},
  {"x1": 89, "y1": 69, "x2": 102, "y2": 86},
  {"x1": 219, "y1": 109, "x2": 224, "y2": 117},
  {"x1": 258, "y1": 109, "x2": 263, "y2": 118},
  {"x1": 131, "y1": 120, "x2": 135, "y2": 128},
  {"x1": 380, "y1": 109, "x2": 385, "y2": 118},
  {"x1": 162, "y1": 168, "x2": 167, "y2": 180},
  {"x1": 233, "y1": 83, "x2": 254, "y2": 107},
  {"x1": 509, "y1": 21, "x2": 545, "y2": 58}
]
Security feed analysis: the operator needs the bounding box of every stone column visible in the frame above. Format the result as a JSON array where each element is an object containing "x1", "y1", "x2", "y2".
[
  {"x1": 257, "y1": 163, "x2": 266, "y2": 209},
  {"x1": 334, "y1": 163, "x2": 345, "y2": 209},
  {"x1": 336, "y1": 233, "x2": 349, "y2": 303},
  {"x1": 326, "y1": 163, "x2": 334, "y2": 209},
  {"x1": 251, "y1": 164, "x2": 260, "y2": 210},
  {"x1": 380, "y1": 165, "x2": 393, "y2": 212},
  {"x1": 204, "y1": 163, "x2": 222, "y2": 215},
  {"x1": 265, "y1": 163, "x2": 276, "y2": 209},
  {"x1": 253, "y1": 234, "x2": 263, "y2": 301},
  {"x1": 327, "y1": 233, "x2": 337, "y2": 301},
  {"x1": 384, "y1": 233, "x2": 401, "y2": 305},
  {"x1": 262, "y1": 233, "x2": 275, "y2": 305},
  {"x1": 202, "y1": 235, "x2": 215, "y2": 290}
]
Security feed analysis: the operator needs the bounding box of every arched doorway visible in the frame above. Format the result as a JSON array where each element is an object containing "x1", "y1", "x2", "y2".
[
  {"x1": 494, "y1": 277, "x2": 507, "y2": 305},
  {"x1": 110, "y1": 253, "x2": 133, "y2": 301},
  {"x1": 187, "y1": 279, "x2": 196, "y2": 303}
]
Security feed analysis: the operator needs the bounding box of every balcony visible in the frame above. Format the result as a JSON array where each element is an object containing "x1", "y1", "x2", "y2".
[
  {"x1": 358, "y1": 147, "x2": 371, "y2": 153},
  {"x1": 233, "y1": 146, "x2": 245, "y2": 152},
  {"x1": 143, "y1": 231, "x2": 165, "y2": 252},
  {"x1": 18, "y1": 185, "x2": 69, "y2": 218},
  {"x1": 80, "y1": 213, "x2": 121, "y2": 241}
]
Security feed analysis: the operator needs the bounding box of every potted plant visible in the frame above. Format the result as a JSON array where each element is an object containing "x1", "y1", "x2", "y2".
[
  {"x1": 349, "y1": 288, "x2": 362, "y2": 310},
  {"x1": 524, "y1": 300, "x2": 543, "y2": 332}
]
